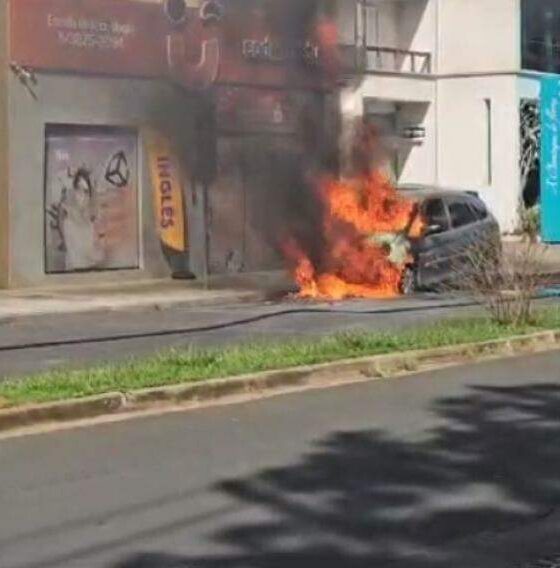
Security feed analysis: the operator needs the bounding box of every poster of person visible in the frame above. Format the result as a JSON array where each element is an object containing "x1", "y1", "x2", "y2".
[{"x1": 45, "y1": 127, "x2": 139, "y2": 273}]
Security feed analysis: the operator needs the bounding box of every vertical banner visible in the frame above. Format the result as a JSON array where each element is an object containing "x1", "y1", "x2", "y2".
[
  {"x1": 541, "y1": 77, "x2": 560, "y2": 242},
  {"x1": 45, "y1": 127, "x2": 139, "y2": 273},
  {"x1": 146, "y1": 130, "x2": 187, "y2": 252}
]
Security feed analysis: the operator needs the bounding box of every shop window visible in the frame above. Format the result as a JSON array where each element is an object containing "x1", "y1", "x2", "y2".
[
  {"x1": 44, "y1": 125, "x2": 139, "y2": 274},
  {"x1": 522, "y1": 0, "x2": 560, "y2": 73}
]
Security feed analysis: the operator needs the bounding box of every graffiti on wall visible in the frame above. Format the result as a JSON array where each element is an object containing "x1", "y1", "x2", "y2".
[
  {"x1": 520, "y1": 98, "x2": 541, "y2": 208},
  {"x1": 45, "y1": 127, "x2": 139, "y2": 273}
]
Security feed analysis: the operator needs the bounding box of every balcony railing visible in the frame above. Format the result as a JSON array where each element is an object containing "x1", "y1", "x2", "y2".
[{"x1": 364, "y1": 46, "x2": 432, "y2": 74}]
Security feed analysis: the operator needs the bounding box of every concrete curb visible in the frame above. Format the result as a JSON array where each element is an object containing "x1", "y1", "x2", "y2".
[{"x1": 0, "y1": 330, "x2": 559, "y2": 433}]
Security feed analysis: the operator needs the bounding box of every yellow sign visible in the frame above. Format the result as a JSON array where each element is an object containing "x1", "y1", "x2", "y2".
[{"x1": 146, "y1": 130, "x2": 187, "y2": 253}]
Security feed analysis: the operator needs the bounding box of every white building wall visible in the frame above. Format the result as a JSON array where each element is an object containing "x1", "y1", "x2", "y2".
[
  {"x1": 376, "y1": 1, "x2": 399, "y2": 48},
  {"x1": 437, "y1": 75, "x2": 520, "y2": 231},
  {"x1": 335, "y1": 0, "x2": 526, "y2": 232},
  {"x1": 337, "y1": 0, "x2": 357, "y2": 45},
  {"x1": 398, "y1": 0, "x2": 436, "y2": 58},
  {"x1": 340, "y1": 75, "x2": 437, "y2": 185},
  {"x1": 518, "y1": 74, "x2": 541, "y2": 100},
  {"x1": 437, "y1": 0, "x2": 520, "y2": 73},
  {"x1": 396, "y1": 101, "x2": 437, "y2": 185},
  {"x1": 356, "y1": 74, "x2": 435, "y2": 102}
]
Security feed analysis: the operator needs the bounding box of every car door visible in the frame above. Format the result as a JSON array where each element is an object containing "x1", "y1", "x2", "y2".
[
  {"x1": 468, "y1": 197, "x2": 501, "y2": 245},
  {"x1": 445, "y1": 197, "x2": 484, "y2": 278},
  {"x1": 415, "y1": 198, "x2": 454, "y2": 289}
]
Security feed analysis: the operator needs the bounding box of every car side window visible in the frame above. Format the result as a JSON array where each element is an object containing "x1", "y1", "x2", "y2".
[
  {"x1": 469, "y1": 199, "x2": 488, "y2": 221},
  {"x1": 424, "y1": 199, "x2": 450, "y2": 231},
  {"x1": 448, "y1": 201, "x2": 478, "y2": 228}
]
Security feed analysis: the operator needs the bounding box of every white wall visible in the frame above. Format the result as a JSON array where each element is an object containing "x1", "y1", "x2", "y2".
[
  {"x1": 437, "y1": 0, "x2": 520, "y2": 74},
  {"x1": 518, "y1": 74, "x2": 541, "y2": 100},
  {"x1": 436, "y1": 75, "x2": 520, "y2": 231},
  {"x1": 376, "y1": 1, "x2": 399, "y2": 48},
  {"x1": 396, "y1": 101, "x2": 437, "y2": 185},
  {"x1": 336, "y1": 0, "x2": 434, "y2": 49},
  {"x1": 397, "y1": 0, "x2": 435, "y2": 56},
  {"x1": 335, "y1": 0, "x2": 524, "y2": 232},
  {"x1": 344, "y1": 73, "x2": 521, "y2": 231},
  {"x1": 340, "y1": 75, "x2": 437, "y2": 185},
  {"x1": 336, "y1": 0, "x2": 357, "y2": 45},
  {"x1": 355, "y1": 73, "x2": 435, "y2": 102}
]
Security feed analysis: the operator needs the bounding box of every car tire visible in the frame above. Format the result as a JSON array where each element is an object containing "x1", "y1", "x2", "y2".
[{"x1": 400, "y1": 266, "x2": 417, "y2": 296}]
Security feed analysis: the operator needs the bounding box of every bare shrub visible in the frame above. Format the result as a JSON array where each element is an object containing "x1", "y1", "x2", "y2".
[
  {"x1": 451, "y1": 237, "x2": 545, "y2": 326},
  {"x1": 517, "y1": 202, "x2": 541, "y2": 244}
]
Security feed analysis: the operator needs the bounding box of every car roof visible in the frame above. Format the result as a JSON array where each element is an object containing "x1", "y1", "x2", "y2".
[{"x1": 397, "y1": 183, "x2": 481, "y2": 202}]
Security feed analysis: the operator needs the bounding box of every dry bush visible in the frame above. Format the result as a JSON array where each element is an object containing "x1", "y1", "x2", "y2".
[
  {"x1": 450, "y1": 237, "x2": 545, "y2": 326},
  {"x1": 517, "y1": 203, "x2": 541, "y2": 244}
]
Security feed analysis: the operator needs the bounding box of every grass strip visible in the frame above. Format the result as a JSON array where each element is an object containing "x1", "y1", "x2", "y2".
[{"x1": 1, "y1": 309, "x2": 560, "y2": 407}]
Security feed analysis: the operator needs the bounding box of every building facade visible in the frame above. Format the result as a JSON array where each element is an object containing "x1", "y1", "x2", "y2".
[
  {"x1": 0, "y1": 0, "x2": 336, "y2": 288},
  {"x1": 335, "y1": 0, "x2": 548, "y2": 234}
]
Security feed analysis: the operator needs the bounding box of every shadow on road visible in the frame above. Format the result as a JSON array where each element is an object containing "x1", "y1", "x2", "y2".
[{"x1": 109, "y1": 383, "x2": 560, "y2": 568}]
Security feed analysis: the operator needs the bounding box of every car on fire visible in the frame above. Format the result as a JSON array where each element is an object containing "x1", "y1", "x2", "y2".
[{"x1": 397, "y1": 185, "x2": 501, "y2": 294}]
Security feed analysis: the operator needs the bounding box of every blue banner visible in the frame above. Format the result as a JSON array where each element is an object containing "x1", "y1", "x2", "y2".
[{"x1": 541, "y1": 76, "x2": 560, "y2": 242}]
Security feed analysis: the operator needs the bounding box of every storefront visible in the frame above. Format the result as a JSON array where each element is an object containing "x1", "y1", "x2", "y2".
[{"x1": 0, "y1": 0, "x2": 336, "y2": 288}]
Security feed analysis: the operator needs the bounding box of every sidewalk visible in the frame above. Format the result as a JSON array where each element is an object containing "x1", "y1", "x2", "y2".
[
  {"x1": 1, "y1": 242, "x2": 560, "y2": 323},
  {"x1": 502, "y1": 240, "x2": 560, "y2": 280},
  {"x1": 0, "y1": 271, "x2": 293, "y2": 321}
]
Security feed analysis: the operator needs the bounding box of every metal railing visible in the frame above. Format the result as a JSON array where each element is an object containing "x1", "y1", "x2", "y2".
[{"x1": 364, "y1": 46, "x2": 432, "y2": 74}]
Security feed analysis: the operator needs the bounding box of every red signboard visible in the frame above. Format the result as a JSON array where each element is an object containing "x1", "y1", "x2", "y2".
[
  {"x1": 9, "y1": 0, "x2": 337, "y2": 91},
  {"x1": 10, "y1": 0, "x2": 168, "y2": 77}
]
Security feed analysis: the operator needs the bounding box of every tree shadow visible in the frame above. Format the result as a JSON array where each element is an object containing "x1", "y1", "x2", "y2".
[{"x1": 111, "y1": 383, "x2": 560, "y2": 568}]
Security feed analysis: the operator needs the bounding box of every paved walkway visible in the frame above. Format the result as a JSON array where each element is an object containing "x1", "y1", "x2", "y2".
[
  {"x1": 0, "y1": 272, "x2": 292, "y2": 321},
  {"x1": 0, "y1": 242, "x2": 558, "y2": 322},
  {"x1": 503, "y1": 240, "x2": 560, "y2": 279}
]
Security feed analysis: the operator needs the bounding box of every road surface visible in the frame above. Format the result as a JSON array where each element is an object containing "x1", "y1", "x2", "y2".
[{"x1": 2, "y1": 351, "x2": 560, "y2": 567}]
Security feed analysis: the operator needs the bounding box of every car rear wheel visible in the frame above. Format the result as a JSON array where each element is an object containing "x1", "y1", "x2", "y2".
[{"x1": 400, "y1": 266, "x2": 417, "y2": 296}]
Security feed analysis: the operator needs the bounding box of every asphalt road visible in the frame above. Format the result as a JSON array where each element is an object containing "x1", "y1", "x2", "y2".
[
  {"x1": 0, "y1": 293, "x2": 503, "y2": 378},
  {"x1": 2, "y1": 351, "x2": 560, "y2": 568}
]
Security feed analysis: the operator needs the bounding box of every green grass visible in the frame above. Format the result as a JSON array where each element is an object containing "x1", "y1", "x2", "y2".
[{"x1": 2, "y1": 308, "x2": 560, "y2": 407}]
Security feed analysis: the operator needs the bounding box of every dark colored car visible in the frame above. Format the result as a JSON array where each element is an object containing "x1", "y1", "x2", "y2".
[{"x1": 398, "y1": 185, "x2": 501, "y2": 294}]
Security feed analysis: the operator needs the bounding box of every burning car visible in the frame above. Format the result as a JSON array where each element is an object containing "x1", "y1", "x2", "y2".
[
  {"x1": 282, "y1": 121, "x2": 500, "y2": 301},
  {"x1": 397, "y1": 185, "x2": 501, "y2": 294}
]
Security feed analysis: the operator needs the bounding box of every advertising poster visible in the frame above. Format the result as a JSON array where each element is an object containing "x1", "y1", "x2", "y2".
[
  {"x1": 541, "y1": 77, "x2": 560, "y2": 242},
  {"x1": 145, "y1": 129, "x2": 187, "y2": 253},
  {"x1": 45, "y1": 127, "x2": 139, "y2": 273}
]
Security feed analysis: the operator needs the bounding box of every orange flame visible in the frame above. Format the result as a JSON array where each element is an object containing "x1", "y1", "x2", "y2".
[{"x1": 283, "y1": 170, "x2": 424, "y2": 301}]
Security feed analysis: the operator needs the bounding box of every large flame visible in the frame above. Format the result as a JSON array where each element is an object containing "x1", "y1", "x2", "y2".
[{"x1": 283, "y1": 170, "x2": 424, "y2": 301}]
